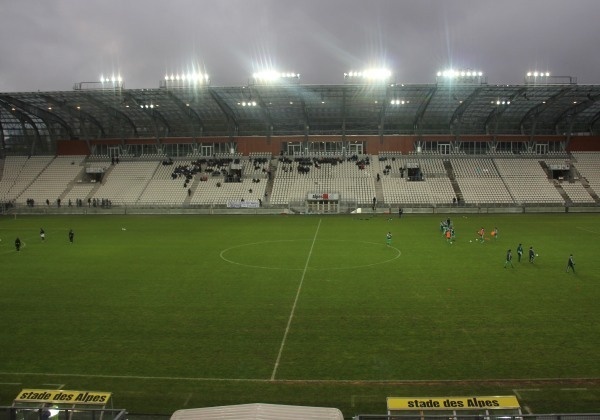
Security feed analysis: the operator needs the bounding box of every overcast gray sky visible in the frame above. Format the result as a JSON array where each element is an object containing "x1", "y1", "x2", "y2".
[{"x1": 1, "y1": 0, "x2": 599, "y2": 92}]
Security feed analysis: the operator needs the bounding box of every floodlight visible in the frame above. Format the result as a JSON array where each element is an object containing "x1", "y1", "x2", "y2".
[
  {"x1": 437, "y1": 68, "x2": 485, "y2": 85},
  {"x1": 93, "y1": 74, "x2": 123, "y2": 89},
  {"x1": 251, "y1": 70, "x2": 299, "y2": 84},
  {"x1": 161, "y1": 70, "x2": 210, "y2": 88},
  {"x1": 344, "y1": 68, "x2": 392, "y2": 82}
]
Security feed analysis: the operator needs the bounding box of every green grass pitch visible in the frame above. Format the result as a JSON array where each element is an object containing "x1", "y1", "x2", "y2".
[{"x1": 0, "y1": 213, "x2": 599, "y2": 416}]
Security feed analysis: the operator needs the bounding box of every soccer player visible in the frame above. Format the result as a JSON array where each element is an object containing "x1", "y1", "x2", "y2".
[
  {"x1": 68, "y1": 229, "x2": 74, "y2": 243},
  {"x1": 386, "y1": 231, "x2": 392, "y2": 246},
  {"x1": 566, "y1": 254, "x2": 575, "y2": 273},
  {"x1": 491, "y1": 227, "x2": 498, "y2": 240},
  {"x1": 504, "y1": 249, "x2": 514, "y2": 268},
  {"x1": 445, "y1": 228, "x2": 452, "y2": 243},
  {"x1": 15, "y1": 237, "x2": 21, "y2": 251},
  {"x1": 517, "y1": 243, "x2": 523, "y2": 262},
  {"x1": 40, "y1": 228, "x2": 45, "y2": 241},
  {"x1": 529, "y1": 246, "x2": 536, "y2": 263},
  {"x1": 478, "y1": 227, "x2": 485, "y2": 243}
]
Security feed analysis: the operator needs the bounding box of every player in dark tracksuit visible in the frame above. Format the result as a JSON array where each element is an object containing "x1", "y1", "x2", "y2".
[
  {"x1": 529, "y1": 246, "x2": 536, "y2": 263},
  {"x1": 517, "y1": 243, "x2": 523, "y2": 262},
  {"x1": 566, "y1": 254, "x2": 575, "y2": 273},
  {"x1": 504, "y1": 249, "x2": 514, "y2": 268}
]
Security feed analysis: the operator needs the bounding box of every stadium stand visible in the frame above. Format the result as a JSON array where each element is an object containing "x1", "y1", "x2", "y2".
[
  {"x1": 494, "y1": 159, "x2": 564, "y2": 204},
  {"x1": 91, "y1": 161, "x2": 159, "y2": 206}
]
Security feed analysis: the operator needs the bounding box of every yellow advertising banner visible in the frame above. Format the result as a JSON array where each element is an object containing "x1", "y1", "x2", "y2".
[
  {"x1": 15, "y1": 389, "x2": 111, "y2": 405},
  {"x1": 387, "y1": 395, "x2": 520, "y2": 410}
]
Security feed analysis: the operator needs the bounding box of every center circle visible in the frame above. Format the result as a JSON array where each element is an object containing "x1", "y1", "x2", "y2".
[{"x1": 220, "y1": 239, "x2": 401, "y2": 270}]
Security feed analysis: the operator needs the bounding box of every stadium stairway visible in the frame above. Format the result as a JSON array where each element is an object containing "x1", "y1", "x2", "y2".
[
  {"x1": 85, "y1": 164, "x2": 117, "y2": 200},
  {"x1": 538, "y1": 160, "x2": 552, "y2": 179},
  {"x1": 0, "y1": 158, "x2": 4, "y2": 181},
  {"x1": 443, "y1": 160, "x2": 464, "y2": 203},
  {"x1": 581, "y1": 177, "x2": 600, "y2": 203},
  {"x1": 59, "y1": 164, "x2": 87, "y2": 201},
  {"x1": 183, "y1": 176, "x2": 201, "y2": 206},
  {"x1": 492, "y1": 159, "x2": 517, "y2": 203},
  {"x1": 374, "y1": 176, "x2": 384, "y2": 206},
  {"x1": 573, "y1": 166, "x2": 600, "y2": 203},
  {"x1": 552, "y1": 182, "x2": 572, "y2": 205},
  {"x1": 135, "y1": 163, "x2": 162, "y2": 204},
  {"x1": 262, "y1": 158, "x2": 278, "y2": 205}
]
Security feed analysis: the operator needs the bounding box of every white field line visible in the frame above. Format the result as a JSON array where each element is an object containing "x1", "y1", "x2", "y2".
[
  {"x1": 270, "y1": 219, "x2": 321, "y2": 381},
  {"x1": 0, "y1": 372, "x2": 599, "y2": 384},
  {"x1": 576, "y1": 227, "x2": 600, "y2": 235},
  {"x1": 41, "y1": 383, "x2": 65, "y2": 389}
]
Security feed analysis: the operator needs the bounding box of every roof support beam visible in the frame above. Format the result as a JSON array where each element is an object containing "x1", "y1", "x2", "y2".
[
  {"x1": 553, "y1": 93, "x2": 598, "y2": 133},
  {"x1": 519, "y1": 87, "x2": 572, "y2": 138},
  {"x1": 208, "y1": 88, "x2": 239, "y2": 137},
  {"x1": 0, "y1": 94, "x2": 74, "y2": 140},
  {"x1": 248, "y1": 86, "x2": 274, "y2": 136},
  {"x1": 82, "y1": 92, "x2": 138, "y2": 138},
  {"x1": 413, "y1": 86, "x2": 437, "y2": 134},
  {"x1": 165, "y1": 90, "x2": 204, "y2": 139},
  {"x1": 0, "y1": 99, "x2": 43, "y2": 155}
]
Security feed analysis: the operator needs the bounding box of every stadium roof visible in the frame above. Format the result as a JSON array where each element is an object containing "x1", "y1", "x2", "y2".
[{"x1": 1, "y1": 82, "x2": 600, "y2": 145}]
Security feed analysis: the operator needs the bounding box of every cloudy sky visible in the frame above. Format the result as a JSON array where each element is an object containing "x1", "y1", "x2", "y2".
[{"x1": 1, "y1": 0, "x2": 599, "y2": 92}]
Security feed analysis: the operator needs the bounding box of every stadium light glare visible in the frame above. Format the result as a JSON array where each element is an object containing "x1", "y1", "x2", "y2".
[
  {"x1": 237, "y1": 101, "x2": 257, "y2": 107},
  {"x1": 527, "y1": 71, "x2": 551, "y2": 78},
  {"x1": 251, "y1": 70, "x2": 300, "y2": 84},
  {"x1": 344, "y1": 68, "x2": 392, "y2": 83},
  {"x1": 524, "y1": 70, "x2": 577, "y2": 85},
  {"x1": 161, "y1": 71, "x2": 210, "y2": 88},
  {"x1": 493, "y1": 99, "x2": 511, "y2": 106},
  {"x1": 437, "y1": 68, "x2": 485, "y2": 85}
]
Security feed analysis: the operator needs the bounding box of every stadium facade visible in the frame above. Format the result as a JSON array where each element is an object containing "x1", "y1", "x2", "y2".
[
  {"x1": 1, "y1": 78, "x2": 600, "y2": 214},
  {"x1": 1, "y1": 79, "x2": 600, "y2": 157}
]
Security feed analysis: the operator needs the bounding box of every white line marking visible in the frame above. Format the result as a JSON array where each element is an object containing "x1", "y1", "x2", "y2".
[
  {"x1": 219, "y1": 239, "x2": 401, "y2": 271},
  {"x1": 42, "y1": 383, "x2": 65, "y2": 389},
  {"x1": 0, "y1": 371, "x2": 598, "y2": 384},
  {"x1": 576, "y1": 227, "x2": 600, "y2": 235},
  {"x1": 270, "y1": 219, "x2": 321, "y2": 381},
  {"x1": 0, "y1": 382, "x2": 21, "y2": 385},
  {"x1": 560, "y1": 388, "x2": 588, "y2": 391},
  {"x1": 183, "y1": 392, "x2": 192, "y2": 406}
]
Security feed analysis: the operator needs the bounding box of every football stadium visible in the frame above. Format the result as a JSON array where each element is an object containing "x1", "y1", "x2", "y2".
[{"x1": 1, "y1": 70, "x2": 600, "y2": 420}]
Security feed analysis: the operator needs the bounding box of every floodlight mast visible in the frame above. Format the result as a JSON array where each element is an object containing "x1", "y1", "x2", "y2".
[
  {"x1": 435, "y1": 69, "x2": 486, "y2": 85},
  {"x1": 344, "y1": 68, "x2": 393, "y2": 84},
  {"x1": 524, "y1": 72, "x2": 576, "y2": 85},
  {"x1": 249, "y1": 71, "x2": 300, "y2": 86},
  {"x1": 73, "y1": 75, "x2": 124, "y2": 90},
  {"x1": 160, "y1": 73, "x2": 210, "y2": 88}
]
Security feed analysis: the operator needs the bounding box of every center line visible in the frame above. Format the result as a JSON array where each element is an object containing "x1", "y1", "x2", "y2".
[{"x1": 271, "y1": 218, "x2": 321, "y2": 380}]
